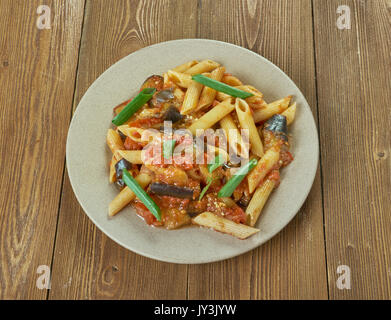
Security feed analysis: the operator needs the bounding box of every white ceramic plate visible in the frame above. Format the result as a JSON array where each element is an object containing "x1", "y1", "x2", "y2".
[{"x1": 66, "y1": 39, "x2": 318, "y2": 264}]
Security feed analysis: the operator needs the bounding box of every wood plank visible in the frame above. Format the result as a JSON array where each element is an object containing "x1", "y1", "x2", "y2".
[
  {"x1": 48, "y1": 0, "x2": 198, "y2": 299},
  {"x1": 0, "y1": 0, "x2": 85, "y2": 299},
  {"x1": 313, "y1": 0, "x2": 391, "y2": 299},
  {"x1": 187, "y1": 0, "x2": 328, "y2": 299}
]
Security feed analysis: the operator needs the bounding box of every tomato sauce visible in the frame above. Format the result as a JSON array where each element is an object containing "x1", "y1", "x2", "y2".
[{"x1": 124, "y1": 136, "x2": 143, "y2": 150}]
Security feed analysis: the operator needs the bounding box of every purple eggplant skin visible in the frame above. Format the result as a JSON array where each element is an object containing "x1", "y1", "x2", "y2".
[
  {"x1": 115, "y1": 158, "x2": 132, "y2": 183},
  {"x1": 149, "y1": 182, "x2": 194, "y2": 199},
  {"x1": 140, "y1": 75, "x2": 164, "y2": 92},
  {"x1": 149, "y1": 88, "x2": 175, "y2": 108},
  {"x1": 163, "y1": 105, "x2": 183, "y2": 123},
  {"x1": 155, "y1": 89, "x2": 174, "y2": 104},
  {"x1": 264, "y1": 114, "x2": 288, "y2": 141}
]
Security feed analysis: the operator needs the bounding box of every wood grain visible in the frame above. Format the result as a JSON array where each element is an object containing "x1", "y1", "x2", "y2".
[
  {"x1": 3, "y1": 0, "x2": 388, "y2": 300},
  {"x1": 48, "y1": 0, "x2": 198, "y2": 299},
  {"x1": 187, "y1": 0, "x2": 328, "y2": 300},
  {"x1": 0, "y1": 0, "x2": 85, "y2": 299},
  {"x1": 313, "y1": 0, "x2": 391, "y2": 299}
]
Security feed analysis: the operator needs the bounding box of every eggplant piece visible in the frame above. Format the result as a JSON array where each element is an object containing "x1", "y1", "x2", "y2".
[
  {"x1": 114, "y1": 159, "x2": 132, "y2": 188},
  {"x1": 148, "y1": 89, "x2": 175, "y2": 108},
  {"x1": 163, "y1": 105, "x2": 183, "y2": 123},
  {"x1": 263, "y1": 114, "x2": 288, "y2": 141},
  {"x1": 155, "y1": 89, "x2": 174, "y2": 104},
  {"x1": 149, "y1": 182, "x2": 194, "y2": 199},
  {"x1": 140, "y1": 75, "x2": 164, "y2": 92}
]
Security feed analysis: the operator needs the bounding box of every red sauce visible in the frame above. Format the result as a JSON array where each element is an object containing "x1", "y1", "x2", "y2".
[
  {"x1": 124, "y1": 136, "x2": 143, "y2": 150},
  {"x1": 132, "y1": 201, "x2": 163, "y2": 227},
  {"x1": 280, "y1": 149, "x2": 294, "y2": 167},
  {"x1": 204, "y1": 194, "x2": 247, "y2": 224},
  {"x1": 224, "y1": 206, "x2": 247, "y2": 224},
  {"x1": 126, "y1": 117, "x2": 162, "y2": 128}
]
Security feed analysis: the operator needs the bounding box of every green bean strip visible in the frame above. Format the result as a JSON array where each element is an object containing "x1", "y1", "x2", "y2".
[
  {"x1": 199, "y1": 177, "x2": 214, "y2": 201},
  {"x1": 192, "y1": 74, "x2": 253, "y2": 99},
  {"x1": 112, "y1": 88, "x2": 156, "y2": 126},
  {"x1": 217, "y1": 158, "x2": 258, "y2": 198},
  {"x1": 122, "y1": 169, "x2": 161, "y2": 221},
  {"x1": 163, "y1": 139, "x2": 176, "y2": 159}
]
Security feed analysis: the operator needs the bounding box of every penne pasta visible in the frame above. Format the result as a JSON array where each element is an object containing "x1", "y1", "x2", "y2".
[
  {"x1": 188, "y1": 98, "x2": 235, "y2": 135},
  {"x1": 181, "y1": 80, "x2": 204, "y2": 115},
  {"x1": 108, "y1": 173, "x2": 152, "y2": 217},
  {"x1": 115, "y1": 150, "x2": 143, "y2": 164},
  {"x1": 246, "y1": 178, "x2": 276, "y2": 226},
  {"x1": 192, "y1": 212, "x2": 260, "y2": 239},
  {"x1": 220, "y1": 114, "x2": 249, "y2": 158},
  {"x1": 235, "y1": 85, "x2": 266, "y2": 107},
  {"x1": 221, "y1": 74, "x2": 243, "y2": 86},
  {"x1": 184, "y1": 59, "x2": 220, "y2": 75},
  {"x1": 105, "y1": 58, "x2": 296, "y2": 238},
  {"x1": 106, "y1": 129, "x2": 124, "y2": 154},
  {"x1": 167, "y1": 70, "x2": 193, "y2": 88},
  {"x1": 281, "y1": 102, "x2": 297, "y2": 125},
  {"x1": 216, "y1": 86, "x2": 266, "y2": 108},
  {"x1": 215, "y1": 91, "x2": 231, "y2": 102},
  {"x1": 235, "y1": 98, "x2": 264, "y2": 157},
  {"x1": 173, "y1": 87, "x2": 185, "y2": 102},
  {"x1": 173, "y1": 60, "x2": 198, "y2": 73},
  {"x1": 197, "y1": 66, "x2": 226, "y2": 111},
  {"x1": 247, "y1": 145, "x2": 280, "y2": 193},
  {"x1": 117, "y1": 126, "x2": 145, "y2": 142},
  {"x1": 253, "y1": 95, "x2": 292, "y2": 123},
  {"x1": 109, "y1": 155, "x2": 117, "y2": 183}
]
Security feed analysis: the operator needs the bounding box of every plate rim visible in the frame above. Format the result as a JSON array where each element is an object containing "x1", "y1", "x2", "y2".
[{"x1": 66, "y1": 38, "x2": 319, "y2": 264}]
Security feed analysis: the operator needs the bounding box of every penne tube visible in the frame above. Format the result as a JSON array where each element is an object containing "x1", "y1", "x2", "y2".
[
  {"x1": 221, "y1": 74, "x2": 243, "y2": 86},
  {"x1": 281, "y1": 102, "x2": 297, "y2": 125},
  {"x1": 192, "y1": 212, "x2": 260, "y2": 239},
  {"x1": 163, "y1": 72, "x2": 170, "y2": 86},
  {"x1": 173, "y1": 87, "x2": 185, "y2": 102},
  {"x1": 235, "y1": 85, "x2": 263, "y2": 98},
  {"x1": 173, "y1": 60, "x2": 198, "y2": 73},
  {"x1": 107, "y1": 129, "x2": 124, "y2": 154},
  {"x1": 115, "y1": 150, "x2": 143, "y2": 164},
  {"x1": 246, "y1": 178, "x2": 276, "y2": 226},
  {"x1": 220, "y1": 114, "x2": 249, "y2": 158},
  {"x1": 215, "y1": 91, "x2": 231, "y2": 102},
  {"x1": 117, "y1": 126, "x2": 154, "y2": 143},
  {"x1": 108, "y1": 173, "x2": 152, "y2": 217},
  {"x1": 253, "y1": 95, "x2": 292, "y2": 123},
  {"x1": 235, "y1": 98, "x2": 264, "y2": 157},
  {"x1": 235, "y1": 85, "x2": 265, "y2": 106},
  {"x1": 181, "y1": 80, "x2": 204, "y2": 115},
  {"x1": 216, "y1": 86, "x2": 266, "y2": 107},
  {"x1": 109, "y1": 155, "x2": 117, "y2": 183},
  {"x1": 184, "y1": 59, "x2": 220, "y2": 75},
  {"x1": 196, "y1": 66, "x2": 226, "y2": 111},
  {"x1": 188, "y1": 98, "x2": 235, "y2": 135},
  {"x1": 167, "y1": 70, "x2": 193, "y2": 88},
  {"x1": 247, "y1": 145, "x2": 280, "y2": 193}
]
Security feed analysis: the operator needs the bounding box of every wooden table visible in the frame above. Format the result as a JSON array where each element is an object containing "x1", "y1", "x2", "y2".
[{"x1": 1, "y1": 0, "x2": 390, "y2": 300}]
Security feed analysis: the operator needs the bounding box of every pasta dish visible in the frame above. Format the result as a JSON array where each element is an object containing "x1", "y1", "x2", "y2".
[{"x1": 106, "y1": 59, "x2": 296, "y2": 239}]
